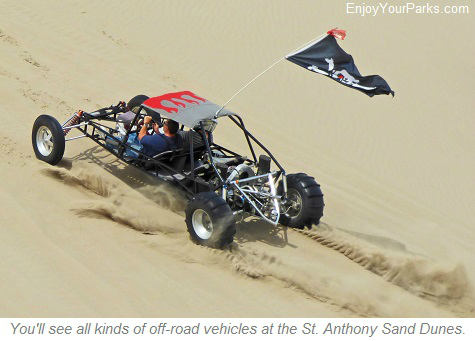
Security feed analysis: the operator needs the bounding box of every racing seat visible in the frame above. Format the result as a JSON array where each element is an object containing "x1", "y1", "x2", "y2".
[
  {"x1": 178, "y1": 130, "x2": 213, "y2": 152},
  {"x1": 145, "y1": 148, "x2": 213, "y2": 182},
  {"x1": 177, "y1": 130, "x2": 214, "y2": 173},
  {"x1": 141, "y1": 133, "x2": 184, "y2": 170},
  {"x1": 144, "y1": 131, "x2": 215, "y2": 180},
  {"x1": 143, "y1": 148, "x2": 184, "y2": 170},
  {"x1": 142, "y1": 148, "x2": 185, "y2": 180}
]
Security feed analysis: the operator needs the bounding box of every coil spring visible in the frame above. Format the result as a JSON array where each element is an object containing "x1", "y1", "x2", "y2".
[{"x1": 63, "y1": 110, "x2": 83, "y2": 136}]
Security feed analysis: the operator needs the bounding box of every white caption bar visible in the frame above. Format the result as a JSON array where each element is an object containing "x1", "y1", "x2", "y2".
[{"x1": 1, "y1": 318, "x2": 474, "y2": 341}]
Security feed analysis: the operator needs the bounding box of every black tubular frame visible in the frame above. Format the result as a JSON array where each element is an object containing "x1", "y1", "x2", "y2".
[
  {"x1": 75, "y1": 107, "x2": 196, "y2": 195},
  {"x1": 227, "y1": 114, "x2": 285, "y2": 172},
  {"x1": 199, "y1": 121, "x2": 223, "y2": 183},
  {"x1": 189, "y1": 125, "x2": 195, "y2": 193},
  {"x1": 67, "y1": 102, "x2": 285, "y2": 197},
  {"x1": 231, "y1": 115, "x2": 257, "y2": 163}
]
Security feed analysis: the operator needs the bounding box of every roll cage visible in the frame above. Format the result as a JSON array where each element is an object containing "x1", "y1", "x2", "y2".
[{"x1": 63, "y1": 100, "x2": 289, "y2": 225}]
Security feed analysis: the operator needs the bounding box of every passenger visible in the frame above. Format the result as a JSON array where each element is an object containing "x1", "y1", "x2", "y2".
[
  {"x1": 178, "y1": 119, "x2": 216, "y2": 150},
  {"x1": 139, "y1": 117, "x2": 182, "y2": 156}
]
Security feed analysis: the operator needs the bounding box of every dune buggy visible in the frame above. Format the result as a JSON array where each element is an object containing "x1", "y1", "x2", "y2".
[{"x1": 32, "y1": 91, "x2": 324, "y2": 247}]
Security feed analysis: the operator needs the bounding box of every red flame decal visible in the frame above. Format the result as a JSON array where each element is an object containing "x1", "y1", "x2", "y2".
[
  {"x1": 327, "y1": 28, "x2": 346, "y2": 40},
  {"x1": 143, "y1": 91, "x2": 206, "y2": 114}
]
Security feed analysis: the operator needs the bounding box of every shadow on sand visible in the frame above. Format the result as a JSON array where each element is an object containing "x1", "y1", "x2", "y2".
[{"x1": 60, "y1": 145, "x2": 295, "y2": 248}]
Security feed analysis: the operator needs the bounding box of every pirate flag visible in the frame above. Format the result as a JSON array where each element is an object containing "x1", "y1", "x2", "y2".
[{"x1": 286, "y1": 29, "x2": 394, "y2": 97}]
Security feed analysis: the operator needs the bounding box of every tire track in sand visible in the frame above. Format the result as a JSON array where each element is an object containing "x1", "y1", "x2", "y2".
[
  {"x1": 162, "y1": 243, "x2": 369, "y2": 317},
  {"x1": 297, "y1": 223, "x2": 475, "y2": 316},
  {"x1": 40, "y1": 163, "x2": 371, "y2": 316},
  {"x1": 39, "y1": 162, "x2": 474, "y2": 317}
]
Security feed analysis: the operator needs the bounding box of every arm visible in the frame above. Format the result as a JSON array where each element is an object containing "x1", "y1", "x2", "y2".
[{"x1": 138, "y1": 116, "x2": 152, "y2": 141}]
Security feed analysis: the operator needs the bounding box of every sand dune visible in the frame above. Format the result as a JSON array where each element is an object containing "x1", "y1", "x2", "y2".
[{"x1": 0, "y1": 0, "x2": 474, "y2": 317}]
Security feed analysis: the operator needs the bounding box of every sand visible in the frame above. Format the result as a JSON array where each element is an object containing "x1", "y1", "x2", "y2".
[{"x1": 0, "y1": 0, "x2": 474, "y2": 317}]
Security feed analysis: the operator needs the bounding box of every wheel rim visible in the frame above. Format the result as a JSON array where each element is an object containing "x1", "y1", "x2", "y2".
[
  {"x1": 36, "y1": 126, "x2": 54, "y2": 156},
  {"x1": 192, "y1": 209, "x2": 213, "y2": 240},
  {"x1": 286, "y1": 188, "x2": 303, "y2": 217}
]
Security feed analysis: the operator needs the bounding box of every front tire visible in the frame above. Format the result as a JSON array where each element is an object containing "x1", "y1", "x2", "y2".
[
  {"x1": 32, "y1": 115, "x2": 65, "y2": 165},
  {"x1": 278, "y1": 173, "x2": 324, "y2": 229},
  {"x1": 185, "y1": 192, "x2": 236, "y2": 248}
]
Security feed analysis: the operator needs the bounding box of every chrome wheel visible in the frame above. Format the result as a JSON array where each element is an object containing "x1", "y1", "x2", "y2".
[
  {"x1": 286, "y1": 188, "x2": 303, "y2": 217},
  {"x1": 36, "y1": 126, "x2": 54, "y2": 156},
  {"x1": 192, "y1": 209, "x2": 213, "y2": 240}
]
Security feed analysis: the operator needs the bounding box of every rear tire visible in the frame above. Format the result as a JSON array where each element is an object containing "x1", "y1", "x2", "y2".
[
  {"x1": 127, "y1": 94, "x2": 154, "y2": 116},
  {"x1": 278, "y1": 173, "x2": 324, "y2": 229},
  {"x1": 185, "y1": 192, "x2": 236, "y2": 248},
  {"x1": 32, "y1": 115, "x2": 65, "y2": 165}
]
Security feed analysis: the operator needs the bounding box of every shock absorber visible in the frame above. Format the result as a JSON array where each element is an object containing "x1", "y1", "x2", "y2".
[{"x1": 63, "y1": 110, "x2": 84, "y2": 136}]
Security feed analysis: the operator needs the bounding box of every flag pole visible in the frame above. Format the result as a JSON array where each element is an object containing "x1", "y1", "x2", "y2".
[{"x1": 215, "y1": 31, "x2": 329, "y2": 116}]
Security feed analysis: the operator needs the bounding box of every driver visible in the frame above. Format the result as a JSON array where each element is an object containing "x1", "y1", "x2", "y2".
[{"x1": 138, "y1": 116, "x2": 182, "y2": 156}]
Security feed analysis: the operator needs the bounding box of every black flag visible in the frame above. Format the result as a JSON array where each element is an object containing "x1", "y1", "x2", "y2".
[{"x1": 286, "y1": 32, "x2": 394, "y2": 97}]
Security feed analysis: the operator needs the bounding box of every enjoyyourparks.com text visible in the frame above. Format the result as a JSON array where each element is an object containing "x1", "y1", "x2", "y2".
[{"x1": 346, "y1": 2, "x2": 470, "y2": 16}]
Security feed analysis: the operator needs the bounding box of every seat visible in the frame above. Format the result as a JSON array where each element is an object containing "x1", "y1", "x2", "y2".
[
  {"x1": 178, "y1": 130, "x2": 213, "y2": 151},
  {"x1": 143, "y1": 148, "x2": 183, "y2": 171},
  {"x1": 140, "y1": 133, "x2": 184, "y2": 169}
]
